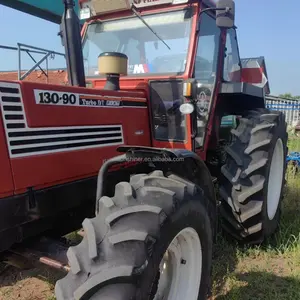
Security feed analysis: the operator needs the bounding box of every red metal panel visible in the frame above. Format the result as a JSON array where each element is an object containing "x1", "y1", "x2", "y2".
[
  {"x1": 240, "y1": 57, "x2": 270, "y2": 94},
  {"x1": 0, "y1": 111, "x2": 14, "y2": 197},
  {"x1": 241, "y1": 68, "x2": 263, "y2": 84},
  {"x1": 20, "y1": 82, "x2": 147, "y2": 127},
  {"x1": 94, "y1": 78, "x2": 193, "y2": 151},
  {"x1": 12, "y1": 147, "x2": 119, "y2": 192},
  {"x1": 6, "y1": 81, "x2": 150, "y2": 194}
]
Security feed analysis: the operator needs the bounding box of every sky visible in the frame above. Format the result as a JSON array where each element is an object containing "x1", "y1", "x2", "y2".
[{"x1": 0, "y1": 0, "x2": 299, "y2": 96}]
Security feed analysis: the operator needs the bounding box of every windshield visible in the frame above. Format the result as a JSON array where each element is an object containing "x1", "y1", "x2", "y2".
[{"x1": 82, "y1": 8, "x2": 193, "y2": 77}]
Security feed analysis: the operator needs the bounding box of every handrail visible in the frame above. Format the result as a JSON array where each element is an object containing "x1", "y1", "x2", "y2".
[{"x1": 0, "y1": 43, "x2": 65, "y2": 82}]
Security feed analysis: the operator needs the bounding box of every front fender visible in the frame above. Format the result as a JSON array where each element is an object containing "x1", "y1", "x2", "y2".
[
  {"x1": 117, "y1": 146, "x2": 217, "y2": 237},
  {"x1": 117, "y1": 145, "x2": 200, "y2": 160},
  {"x1": 117, "y1": 146, "x2": 215, "y2": 199}
]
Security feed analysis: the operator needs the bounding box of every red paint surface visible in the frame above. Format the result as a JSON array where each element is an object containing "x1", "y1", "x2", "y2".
[
  {"x1": 4, "y1": 81, "x2": 150, "y2": 194},
  {"x1": 241, "y1": 67, "x2": 263, "y2": 84},
  {"x1": 0, "y1": 113, "x2": 14, "y2": 197},
  {"x1": 12, "y1": 147, "x2": 120, "y2": 192},
  {"x1": 20, "y1": 82, "x2": 147, "y2": 128}
]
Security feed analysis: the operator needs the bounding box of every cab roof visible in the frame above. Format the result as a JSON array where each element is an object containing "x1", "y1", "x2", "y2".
[{"x1": 79, "y1": 0, "x2": 216, "y2": 20}]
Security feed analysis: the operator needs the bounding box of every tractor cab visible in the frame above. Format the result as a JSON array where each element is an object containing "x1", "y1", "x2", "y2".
[
  {"x1": 79, "y1": 0, "x2": 203, "y2": 81},
  {"x1": 75, "y1": 0, "x2": 236, "y2": 159},
  {"x1": 81, "y1": 4, "x2": 193, "y2": 77}
]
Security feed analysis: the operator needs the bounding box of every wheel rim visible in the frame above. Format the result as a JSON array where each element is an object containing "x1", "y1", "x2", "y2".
[
  {"x1": 267, "y1": 138, "x2": 284, "y2": 220},
  {"x1": 153, "y1": 227, "x2": 202, "y2": 300}
]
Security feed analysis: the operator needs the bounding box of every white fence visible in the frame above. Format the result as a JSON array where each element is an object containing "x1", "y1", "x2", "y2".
[{"x1": 266, "y1": 95, "x2": 300, "y2": 126}]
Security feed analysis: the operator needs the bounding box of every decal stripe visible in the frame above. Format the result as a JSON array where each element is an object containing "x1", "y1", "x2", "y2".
[
  {"x1": 3, "y1": 105, "x2": 22, "y2": 112},
  {"x1": 4, "y1": 115, "x2": 24, "y2": 120},
  {"x1": 11, "y1": 139, "x2": 123, "y2": 155},
  {"x1": 122, "y1": 101, "x2": 147, "y2": 107},
  {"x1": 0, "y1": 83, "x2": 125, "y2": 158},
  {"x1": 11, "y1": 136, "x2": 123, "y2": 149},
  {"x1": 78, "y1": 98, "x2": 147, "y2": 108},
  {"x1": 8, "y1": 127, "x2": 121, "y2": 137},
  {"x1": 2, "y1": 97, "x2": 21, "y2": 103},
  {"x1": 119, "y1": 97, "x2": 146, "y2": 102},
  {"x1": 78, "y1": 95, "x2": 147, "y2": 103},
  {"x1": 9, "y1": 130, "x2": 122, "y2": 140},
  {"x1": 7, "y1": 123, "x2": 26, "y2": 129},
  {"x1": 10, "y1": 133, "x2": 122, "y2": 146},
  {"x1": 0, "y1": 87, "x2": 19, "y2": 94},
  {"x1": 3, "y1": 111, "x2": 24, "y2": 116}
]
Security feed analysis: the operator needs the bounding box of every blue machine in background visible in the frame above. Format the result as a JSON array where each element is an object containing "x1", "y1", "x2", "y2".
[{"x1": 287, "y1": 152, "x2": 300, "y2": 167}]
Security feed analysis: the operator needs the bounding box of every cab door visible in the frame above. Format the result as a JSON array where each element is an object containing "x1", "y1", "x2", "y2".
[
  {"x1": 192, "y1": 11, "x2": 222, "y2": 158},
  {"x1": 149, "y1": 79, "x2": 192, "y2": 150}
]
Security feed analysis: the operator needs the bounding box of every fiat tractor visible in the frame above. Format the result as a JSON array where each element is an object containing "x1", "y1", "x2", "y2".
[{"x1": 0, "y1": 0, "x2": 287, "y2": 299}]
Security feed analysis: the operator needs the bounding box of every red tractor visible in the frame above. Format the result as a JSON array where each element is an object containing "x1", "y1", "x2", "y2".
[{"x1": 0, "y1": 0, "x2": 287, "y2": 299}]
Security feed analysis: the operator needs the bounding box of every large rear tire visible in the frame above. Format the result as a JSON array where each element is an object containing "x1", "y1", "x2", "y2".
[
  {"x1": 219, "y1": 109, "x2": 288, "y2": 244},
  {"x1": 55, "y1": 171, "x2": 213, "y2": 300}
]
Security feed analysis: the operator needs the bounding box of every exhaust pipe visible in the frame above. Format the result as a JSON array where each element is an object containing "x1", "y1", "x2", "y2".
[{"x1": 61, "y1": 0, "x2": 86, "y2": 87}]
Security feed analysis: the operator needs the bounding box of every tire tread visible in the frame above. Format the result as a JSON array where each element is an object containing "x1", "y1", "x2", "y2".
[
  {"x1": 56, "y1": 172, "x2": 209, "y2": 299},
  {"x1": 219, "y1": 108, "x2": 287, "y2": 243}
]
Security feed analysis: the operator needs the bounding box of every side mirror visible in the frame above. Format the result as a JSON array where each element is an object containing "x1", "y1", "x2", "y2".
[{"x1": 216, "y1": 0, "x2": 235, "y2": 28}]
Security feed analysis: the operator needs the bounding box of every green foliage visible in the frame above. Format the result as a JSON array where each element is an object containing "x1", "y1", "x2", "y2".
[{"x1": 279, "y1": 93, "x2": 300, "y2": 100}]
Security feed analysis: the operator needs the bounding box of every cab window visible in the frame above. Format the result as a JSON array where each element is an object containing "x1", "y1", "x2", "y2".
[
  {"x1": 82, "y1": 8, "x2": 193, "y2": 77},
  {"x1": 194, "y1": 13, "x2": 221, "y2": 83},
  {"x1": 223, "y1": 28, "x2": 241, "y2": 82},
  {"x1": 194, "y1": 12, "x2": 221, "y2": 148}
]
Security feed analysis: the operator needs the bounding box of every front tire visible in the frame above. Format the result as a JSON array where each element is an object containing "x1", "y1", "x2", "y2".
[
  {"x1": 55, "y1": 171, "x2": 213, "y2": 300},
  {"x1": 219, "y1": 109, "x2": 288, "y2": 244}
]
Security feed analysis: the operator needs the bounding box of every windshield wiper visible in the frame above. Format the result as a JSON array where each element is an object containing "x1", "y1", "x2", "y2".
[{"x1": 131, "y1": 4, "x2": 171, "y2": 50}]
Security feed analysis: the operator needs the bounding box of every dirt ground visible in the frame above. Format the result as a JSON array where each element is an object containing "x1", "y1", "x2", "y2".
[
  {"x1": 1, "y1": 244, "x2": 299, "y2": 300},
  {"x1": 0, "y1": 264, "x2": 61, "y2": 300}
]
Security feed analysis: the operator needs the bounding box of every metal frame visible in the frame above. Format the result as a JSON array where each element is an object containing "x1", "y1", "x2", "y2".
[
  {"x1": 266, "y1": 95, "x2": 300, "y2": 126},
  {"x1": 0, "y1": 43, "x2": 65, "y2": 82}
]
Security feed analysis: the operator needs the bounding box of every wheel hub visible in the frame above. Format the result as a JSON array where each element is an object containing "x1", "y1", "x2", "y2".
[
  {"x1": 153, "y1": 227, "x2": 202, "y2": 300},
  {"x1": 267, "y1": 138, "x2": 284, "y2": 220}
]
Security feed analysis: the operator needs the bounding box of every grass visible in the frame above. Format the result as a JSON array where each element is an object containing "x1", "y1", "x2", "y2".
[
  {"x1": 211, "y1": 161, "x2": 300, "y2": 299},
  {"x1": 0, "y1": 138, "x2": 300, "y2": 300},
  {"x1": 288, "y1": 136, "x2": 300, "y2": 152}
]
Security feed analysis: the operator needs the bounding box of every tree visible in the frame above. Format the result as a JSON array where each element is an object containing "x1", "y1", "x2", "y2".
[{"x1": 279, "y1": 93, "x2": 300, "y2": 100}]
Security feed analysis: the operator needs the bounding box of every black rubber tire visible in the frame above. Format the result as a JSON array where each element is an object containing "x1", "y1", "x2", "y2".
[
  {"x1": 55, "y1": 170, "x2": 213, "y2": 300},
  {"x1": 219, "y1": 109, "x2": 288, "y2": 244}
]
